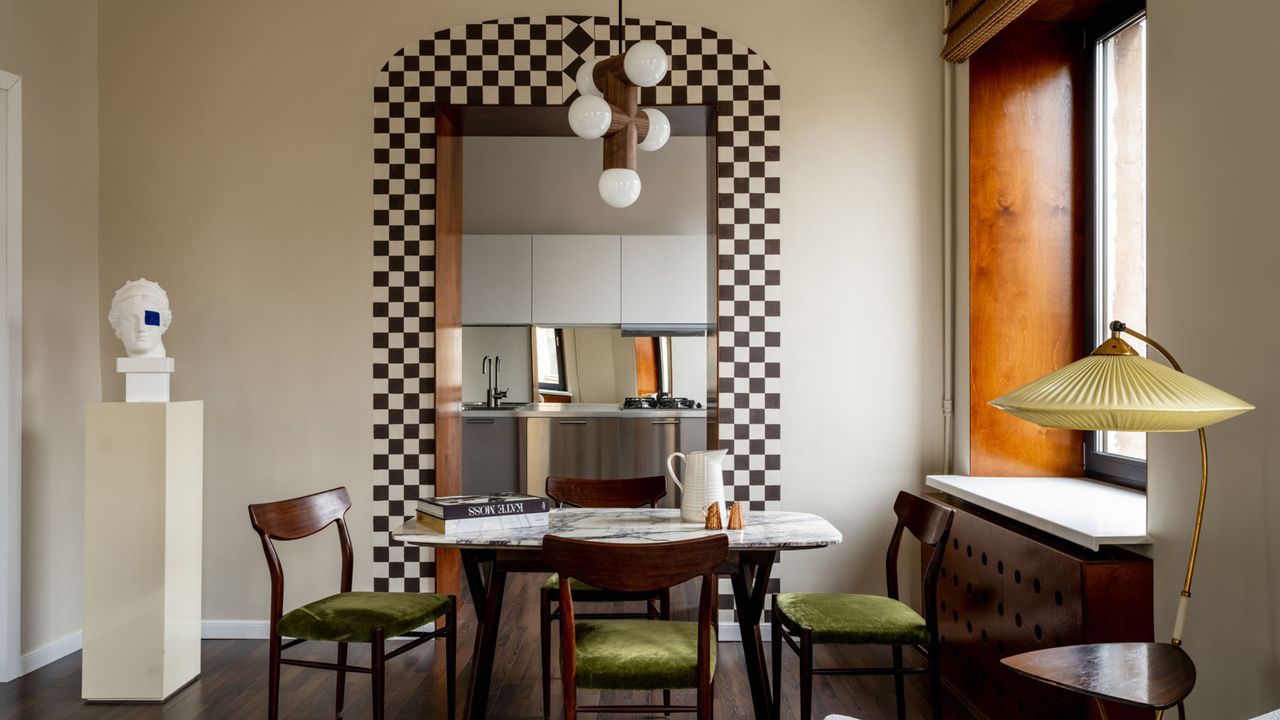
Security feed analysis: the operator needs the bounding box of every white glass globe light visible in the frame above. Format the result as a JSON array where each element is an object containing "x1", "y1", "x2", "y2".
[
  {"x1": 567, "y1": 94, "x2": 613, "y2": 140},
  {"x1": 575, "y1": 59, "x2": 602, "y2": 98},
  {"x1": 623, "y1": 41, "x2": 668, "y2": 87},
  {"x1": 637, "y1": 108, "x2": 671, "y2": 152},
  {"x1": 598, "y1": 168, "x2": 642, "y2": 208}
]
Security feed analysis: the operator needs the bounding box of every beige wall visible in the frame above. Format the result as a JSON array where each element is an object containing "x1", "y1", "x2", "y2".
[
  {"x1": 1147, "y1": 1, "x2": 1280, "y2": 715},
  {"x1": 0, "y1": 0, "x2": 101, "y2": 655},
  {"x1": 96, "y1": 0, "x2": 944, "y2": 624}
]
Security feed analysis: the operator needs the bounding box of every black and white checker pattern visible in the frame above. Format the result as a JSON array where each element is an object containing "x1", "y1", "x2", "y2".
[{"x1": 372, "y1": 17, "x2": 782, "y2": 601}]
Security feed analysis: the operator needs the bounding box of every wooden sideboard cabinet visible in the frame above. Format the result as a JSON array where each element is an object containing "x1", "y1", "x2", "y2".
[{"x1": 925, "y1": 494, "x2": 1153, "y2": 720}]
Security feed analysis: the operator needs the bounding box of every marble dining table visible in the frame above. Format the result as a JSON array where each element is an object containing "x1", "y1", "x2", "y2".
[{"x1": 393, "y1": 507, "x2": 843, "y2": 720}]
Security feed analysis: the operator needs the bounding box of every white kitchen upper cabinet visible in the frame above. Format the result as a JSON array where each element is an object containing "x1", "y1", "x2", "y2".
[
  {"x1": 621, "y1": 235, "x2": 708, "y2": 325},
  {"x1": 531, "y1": 234, "x2": 621, "y2": 325},
  {"x1": 462, "y1": 234, "x2": 533, "y2": 325}
]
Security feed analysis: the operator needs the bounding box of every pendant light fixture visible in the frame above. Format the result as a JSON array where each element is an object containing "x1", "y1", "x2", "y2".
[{"x1": 566, "y1": 1, "x2": 671, "y2": 208}]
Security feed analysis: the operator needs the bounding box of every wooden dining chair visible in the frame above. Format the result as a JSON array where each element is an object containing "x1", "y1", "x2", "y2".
[
  {"x1": 539, "y1": 475, "x2": 672, "y2": 719},
  {"x1": 771, "y1": 491, "x2": 955, "y2": 720},
  {"x1": 248, "y1": 487, "x2": 456, "y2": 720},
  {"x1": 544, "y1": 533, "x2": 727, "y2": 719}
]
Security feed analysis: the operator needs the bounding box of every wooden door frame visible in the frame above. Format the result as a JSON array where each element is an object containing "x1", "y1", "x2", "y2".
[{"x1": 0, "y1": 68, "x2": 23, "y2": 682}]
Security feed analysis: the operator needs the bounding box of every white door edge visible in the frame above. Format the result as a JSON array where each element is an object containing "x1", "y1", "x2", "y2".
[{"x1": 0, "y1": 68, "x2": 23, "y2": 683}]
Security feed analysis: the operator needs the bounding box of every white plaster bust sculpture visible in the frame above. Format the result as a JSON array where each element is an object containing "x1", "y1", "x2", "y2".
[
  {"x1": 109, "y1": 279, "x2": 172, "y2": 358},
  {"x1": 110, "y1": 279, "x2": 175, "y2": 402}
]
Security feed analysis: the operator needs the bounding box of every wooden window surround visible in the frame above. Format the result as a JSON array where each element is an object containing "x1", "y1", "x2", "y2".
[{"x1": 968, "y1": 0, "x2": 1147, "y2": 479}]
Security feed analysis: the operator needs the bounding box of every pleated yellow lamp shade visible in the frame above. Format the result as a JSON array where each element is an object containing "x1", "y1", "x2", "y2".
[{"x1": 991, "y1": 340, "x2": 1255, "y2": 433}]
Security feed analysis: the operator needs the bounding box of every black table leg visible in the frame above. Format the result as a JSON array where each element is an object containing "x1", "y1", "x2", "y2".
[
  {"x1": 460, "y1": 549, "x2": 505, "y2": 720},
  {"x1": 730, "y1": 550, "x2": 777, "y2": 720}
]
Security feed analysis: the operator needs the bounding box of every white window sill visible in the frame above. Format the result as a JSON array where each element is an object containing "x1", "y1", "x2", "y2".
[{"x1": 925, "y1": 475, "x2": 1149, "y2": 551}]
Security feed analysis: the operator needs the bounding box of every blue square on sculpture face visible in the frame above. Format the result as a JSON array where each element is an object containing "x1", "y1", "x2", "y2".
[{"x1": 144, "y1": 310, "x2": 160, "y2": 327}]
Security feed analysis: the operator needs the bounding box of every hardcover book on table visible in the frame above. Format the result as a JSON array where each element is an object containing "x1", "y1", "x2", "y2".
[
  {"x1": 416, "y1": 492, "x2": 549, "y2": 520},
  {"x1": 414, "y1": 510, "x2": 550, "y2": 535}
]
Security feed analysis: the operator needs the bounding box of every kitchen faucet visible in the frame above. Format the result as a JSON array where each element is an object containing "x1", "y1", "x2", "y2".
[{"x1": 482, "y1": 355, "x2": 507, "y2": 408}]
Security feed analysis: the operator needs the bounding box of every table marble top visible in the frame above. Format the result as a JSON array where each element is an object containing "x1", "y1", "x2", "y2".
[{"x1": 392, "y1": 508, "x2": 843, "y2": 551}]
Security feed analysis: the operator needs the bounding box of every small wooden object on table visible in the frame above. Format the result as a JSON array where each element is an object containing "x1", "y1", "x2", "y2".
[
  {"x1": 727, "y1": 502, "x2": 745, "y2": 530},
  {"x1": 704, "y1": 503, "x2": 723, "y2": 529}
]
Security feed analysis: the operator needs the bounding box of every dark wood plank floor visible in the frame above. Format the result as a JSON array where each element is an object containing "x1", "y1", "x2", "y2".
[{"x1": 0, "y1": 574, "x2": 976, "y2": 719}]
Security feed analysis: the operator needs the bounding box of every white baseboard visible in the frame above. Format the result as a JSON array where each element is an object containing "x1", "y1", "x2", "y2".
[
  {"x1": 11, "y1": 620, "x2": 760, "y2": 678},
  {"x1": 716, "y1": 624, "x2": 771, "y2": 643},
  {"x1": 201, "y1": 621, "x2": 760, "y2": 642},
  {"x1": 20, "y1": 630, "x2": 82, "y2": 675},
  {"x1": 199, "y1": 620, "x2": 439, "y2": 641},
  {"x1": 201, "y1": 620, "x2": 270, "y2": 639}
]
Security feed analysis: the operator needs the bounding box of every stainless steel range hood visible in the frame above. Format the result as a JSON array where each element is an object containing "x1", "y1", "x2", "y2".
[{"x1": 619, "y1": 323, "x2": 708, "y2": 337}]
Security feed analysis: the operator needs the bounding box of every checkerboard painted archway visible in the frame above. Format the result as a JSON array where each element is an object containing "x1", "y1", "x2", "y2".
[{"x1": 372, "y1": 16, "x2": 781, "y2": 595}]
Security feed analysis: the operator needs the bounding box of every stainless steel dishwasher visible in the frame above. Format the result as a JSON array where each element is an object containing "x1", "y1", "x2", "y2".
[{"x1": 521, "y1": 416, "x2": 680, "y2": 504}]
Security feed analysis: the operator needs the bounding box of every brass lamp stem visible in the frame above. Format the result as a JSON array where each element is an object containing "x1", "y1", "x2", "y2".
[{"x1": 1113, "y1": 321, "x2": 1207, "y2": 646}]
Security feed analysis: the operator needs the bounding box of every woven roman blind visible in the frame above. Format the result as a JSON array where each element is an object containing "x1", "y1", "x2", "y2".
[{"x1": 942, "y1": 0, "x2": 1038, "y2": 62}]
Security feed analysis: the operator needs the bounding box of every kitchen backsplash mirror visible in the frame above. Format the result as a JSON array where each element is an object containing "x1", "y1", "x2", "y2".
[{"x1": 462, "y1": 326, "x2": 707, "y2": 405}]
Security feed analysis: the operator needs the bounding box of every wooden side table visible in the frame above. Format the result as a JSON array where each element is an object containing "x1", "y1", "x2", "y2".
[{"x1": 1001, "y1": 642, "x2": 1196, "y2": 718}]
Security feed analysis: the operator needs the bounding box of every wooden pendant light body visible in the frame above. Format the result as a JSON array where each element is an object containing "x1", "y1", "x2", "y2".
[{"x1": 592, "y1": 54, "x2": 651, "y2": 171}]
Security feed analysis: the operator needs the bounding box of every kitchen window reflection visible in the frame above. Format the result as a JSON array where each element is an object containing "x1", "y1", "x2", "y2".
[{"x1": 535, "y1": 327, "x2": 567, "y2": 392}]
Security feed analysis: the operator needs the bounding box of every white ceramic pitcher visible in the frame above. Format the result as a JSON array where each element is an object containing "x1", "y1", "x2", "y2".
[{"x1": 666, "y1": 449, "x2": 729, "y2": 523}]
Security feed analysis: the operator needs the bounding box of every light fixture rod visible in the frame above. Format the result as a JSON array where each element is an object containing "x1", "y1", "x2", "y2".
[{"x1": 1112, "y1": 321, "x2": 1205, "y2": 646}]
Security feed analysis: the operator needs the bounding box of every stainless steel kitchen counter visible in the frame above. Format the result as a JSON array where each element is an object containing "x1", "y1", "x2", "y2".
[
  {"x1": 514, "y1": 402, "x2": 707, "y2": 418},
  {"x1": 463, "y1": 402, "x2": 708, "y2": 419}
]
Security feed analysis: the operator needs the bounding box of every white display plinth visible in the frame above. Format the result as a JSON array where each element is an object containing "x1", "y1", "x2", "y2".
[
  {"x1": 83, "y1": 401, "x2": 203, "y2": 701},
  {"x1": 116, "y1": 357, "x2": 175, "y2": 403}
]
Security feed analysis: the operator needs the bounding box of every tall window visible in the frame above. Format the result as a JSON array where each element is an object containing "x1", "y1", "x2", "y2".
[{"x1": 1088, "y1": 11, "x2": 1147, "y2": 488}]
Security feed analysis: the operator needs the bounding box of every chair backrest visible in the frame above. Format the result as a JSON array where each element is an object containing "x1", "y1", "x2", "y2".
[
  {"x1": 247, "y1": 487, "x2": 354, "y2": 624},
  {"x1": 544, "y1": 534, "x2": 727, "y2": 594},
  {"x1": 545, "y1": 475, "x2": 668, "y2": 509},
  {"x1": 884, "y1": 492, "x2": 955, "y2": 629}
]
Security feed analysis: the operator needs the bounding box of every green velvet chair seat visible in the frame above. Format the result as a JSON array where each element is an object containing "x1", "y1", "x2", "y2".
[
  {"x1": 543, "y1": 573, "x2": 664, "y2": 603},
  {"x1": 774, "y1": 592, "x2": 930, "y2": 646},
  {"x1": 571, "y1": 619, "x2": 715, "y2": 690},
  {"x1": 277, "y1": 591, "x2": 452, "y2": 644}
]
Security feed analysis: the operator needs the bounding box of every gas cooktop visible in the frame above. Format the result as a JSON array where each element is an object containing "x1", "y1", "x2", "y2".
[{"x1": 621, "y1": 396, "x2": 703, "y2": 410}]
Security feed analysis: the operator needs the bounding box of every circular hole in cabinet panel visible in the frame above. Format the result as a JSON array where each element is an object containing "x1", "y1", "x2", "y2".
[
  {"x1": 981, "y1": 552, "x2": 988, "y2": 565},
  {"x1": 981, "y1": 591, "x2": 989, "y2": 605},
  {"x1": 966, "y1": 620, "x2": 973, "y2": 634},
  {"x1": 997, "y1": 560, "x2": 1004, "y2": 575},
  {"x1": 1033, "y1": 578, "x2": 1041, "y2": 593},
  {"x1": 953, "y1": 575, "x2": 959, "y2": 587},
  {"x1": 1034, "y1": 624, "x2": 1043, "y2": 640},
  {"x1": 1055, "y1": 590, "x2": 1064, "y2": 606},
  {"x1": 966, "y1": 544, "x2": 973, "y2": 557},
  {"x1": 941, "y1": 600, "x2": 948, "y2": 613},
  {"x1": 953, "y1": 610, "x2": 959, "y2": 622},
  {"x1": 1014, "y1": 570, "x2": 1022, "y2": 584},
  {"x1": 981, "y1": 629, "x2": 988, "y2": 643},
  {"x1": 953, "y1": 538, "x2": 959, "y2": 550},
  {"x1": 1015, "y1": 612, "x2": 1023, "y2": 628},
  {"x1": 966, "y1": 582, "x2": 973, "y2": 594},
  {"x1": 997, "y1": 602, "x2": 1004, "y2": 616}
]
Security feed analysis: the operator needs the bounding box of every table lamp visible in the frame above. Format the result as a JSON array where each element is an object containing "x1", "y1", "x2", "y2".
[{"x1": 990, "y1": 320, "x2": 1254, "y2": 717}]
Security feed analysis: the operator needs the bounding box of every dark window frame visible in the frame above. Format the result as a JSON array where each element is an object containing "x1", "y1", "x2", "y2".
[
  {"x1": 1084, "y1": 2, "x2": 1148, "y2": 491},
  {"x1": 536, "y1": 328, "x2": 569, "y2": 393}
]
